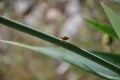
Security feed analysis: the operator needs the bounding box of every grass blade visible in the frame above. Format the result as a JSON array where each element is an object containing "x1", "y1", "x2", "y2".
[
  {"x1": 84, "y1": 18, "x2": 118, "y2": 39},
  {"x1": 0, "y1": 16, "x2": 120, "y2": 74},
  {"x1": 0, "y1": 40, "x2": 120, "y2": 79},
  {"x1": 101, "y1": 3, "x2": 120, "y2": 39}
]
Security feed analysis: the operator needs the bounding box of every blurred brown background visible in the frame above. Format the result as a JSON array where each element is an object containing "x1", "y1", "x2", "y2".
[{"x1": 0, "y1": 0, "x2": 120, "y2": 80}]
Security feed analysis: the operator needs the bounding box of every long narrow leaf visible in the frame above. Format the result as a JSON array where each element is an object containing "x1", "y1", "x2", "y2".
[
  {"x1": 0, "y1": 16, "x2": 120, "y2": 75},
  {"x1": 84, "y1": 18, "x2": 118, "y2": 39},
  {"x1": 101, "y1": 3, "x2": 120, "y2": 39},
  {"x1": 0, "y1": 40, "x2": 120, "y2": 80}
]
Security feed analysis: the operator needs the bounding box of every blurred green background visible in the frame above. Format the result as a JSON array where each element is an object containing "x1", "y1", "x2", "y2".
[{"x1": 0, "y1": 0, "x2": 120, "y2": 80}]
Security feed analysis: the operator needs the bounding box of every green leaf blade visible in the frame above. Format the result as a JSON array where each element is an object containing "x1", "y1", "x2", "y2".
[
  {"x1": 0, "y1": 40, "x2": 120, "y2": 79},
  {"x1": 84, "y1": 18, "x2": 118, "y2": 39},
  {"x1": 101, "y1": 3, "x2": 120, "y2": 39},
  {"x1": 1, "y1": 16, "x2": 120, "y2": 75}
]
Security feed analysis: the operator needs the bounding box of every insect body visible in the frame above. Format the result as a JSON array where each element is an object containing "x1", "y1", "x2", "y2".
[{"x1": 59, "y1": 35, "x2": 70, "y2": 41}]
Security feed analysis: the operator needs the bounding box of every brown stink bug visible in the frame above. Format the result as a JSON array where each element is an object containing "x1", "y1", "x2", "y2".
[{"x1": 59, "y1": 35, "x2": 70, "y2": 43}]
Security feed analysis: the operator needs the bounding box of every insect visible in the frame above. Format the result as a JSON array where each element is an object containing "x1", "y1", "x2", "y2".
[{"x1": 59, "y1": 35, "x2": 70, "y2": 41}]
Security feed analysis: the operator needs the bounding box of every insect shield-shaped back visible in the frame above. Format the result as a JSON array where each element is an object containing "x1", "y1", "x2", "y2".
[{"x1": 59, "y1": 35, "x2": 70, "y2": 41}]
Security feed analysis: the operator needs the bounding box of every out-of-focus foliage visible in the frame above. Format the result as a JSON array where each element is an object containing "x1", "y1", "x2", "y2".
[
  {"x1": 110, "y1": 0, "x2": 120, "y2": 3},
  {"x1": 102, "y1": 3, "x2": 120, "y2": 39},
  {"x1": 84, "y1": 18, "x2": 118, "y2": 39}
]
